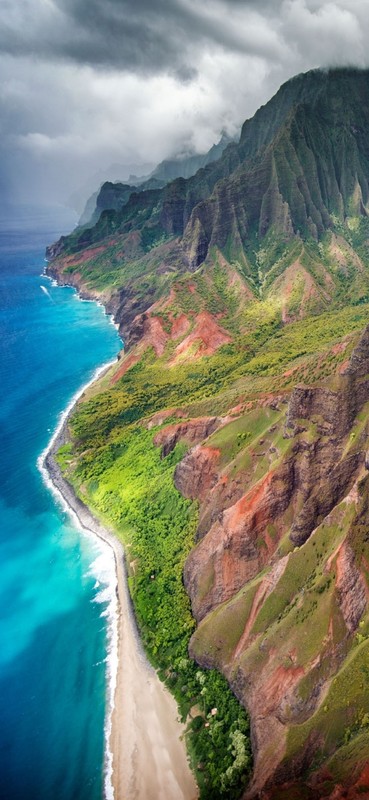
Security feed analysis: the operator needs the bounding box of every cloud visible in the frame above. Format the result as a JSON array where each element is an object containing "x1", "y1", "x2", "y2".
[
  {"x1": 282, "y1": 1, "x2": 366, "y2": 68},
  {"x1": 0, "y1": 0, "x2": 286, "y2": 74},
  {"x1": 1, "y1": 0, "x2": 369, "y2": 207}
]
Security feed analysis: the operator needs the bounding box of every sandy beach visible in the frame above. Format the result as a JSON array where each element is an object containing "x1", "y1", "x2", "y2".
[{"x1": 43, "y1": 411, "x2": 198, "y2": 800}]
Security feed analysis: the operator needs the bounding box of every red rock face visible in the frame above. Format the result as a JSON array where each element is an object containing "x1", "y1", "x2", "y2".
[
  {"x1": 111, "y1": 352, "x2": 139, "y2": 383},
  {"x1": 170, "y1": 313, "x2": 190, "y2": 339},
  {"x1": 174, "y1": 445, "x2": 221, "y2": 503},
  {"x1": 153, "y1": 417, "x2": 221, "y2": 457},
  {"x1": 133, "y1": 313, "x2": 169, "y2": 356},
  {"x1": 113, "y1": 307, "x2": 230, "y2": 365},
  {"x1": 335, "y1": 544, "x2": 367, "y2": 633},
  {"x1": 175, "y1": 328, "x2": 369, "y2": 798},
  {"x1": 172, "y1": 310, "x2": 232, "y2": 361},
  {"x1": 182, "y1": 458, "x2": 296, "y2": 620},
  {"x1": 263, "y1": 762, "x2": 369, "y2": 799}
]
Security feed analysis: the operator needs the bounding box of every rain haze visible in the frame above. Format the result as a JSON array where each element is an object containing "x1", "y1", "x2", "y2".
[{"x1": 1, "y1": 0, "x2": 369, "y2": 211}]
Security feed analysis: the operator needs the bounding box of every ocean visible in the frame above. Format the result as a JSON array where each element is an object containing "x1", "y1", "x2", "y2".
[{"x1": 0, "y1": 207, "x2": 121, "y2": 800}]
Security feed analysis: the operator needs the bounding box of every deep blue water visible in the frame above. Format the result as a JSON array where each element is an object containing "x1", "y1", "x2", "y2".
[{"x1": 0, "y1": 208, "x2": 121, "y2": 800}]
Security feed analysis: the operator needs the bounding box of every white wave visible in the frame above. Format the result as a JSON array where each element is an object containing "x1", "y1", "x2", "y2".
[
  {"x1": 37, "y1": 265, "x2": 123, "y2": 799},
  {"x1": 41, "y1": 264, "x2": 121, "y2": 335},
  {"x1": 89, "y1": 553, "x2": 117, "y2": 609},
  {"x1": 41, "y1": 270, "x2": 59, "y2": 288},
  {"x1": 40, "y1": 284, "x2": 54, "y2": 302},
  {"x1": 87, "y1": 548, "x2": 119, "y2": 800},
  {"x1": 37, "y1": 357, "x2": 120, "y2": 800},
  {"x1": 109, "y1": 317, "x2": 119, "y2": 332},
  {"x1": 37, "y1": 357, "x2": 116, "y2": 479}
]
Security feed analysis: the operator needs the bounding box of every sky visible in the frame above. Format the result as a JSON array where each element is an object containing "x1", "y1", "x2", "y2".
[{"x1": 1, "y1": 0, "x2": 369, "y2": 210}]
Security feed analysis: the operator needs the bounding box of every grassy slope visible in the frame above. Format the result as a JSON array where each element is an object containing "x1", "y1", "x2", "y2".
[{"x1": 51, "y1": 212, "x2": 369, "y2": 798}]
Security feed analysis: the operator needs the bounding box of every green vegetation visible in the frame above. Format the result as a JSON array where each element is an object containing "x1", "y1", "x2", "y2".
[
  {"x1": 56, "y1": 277, "x2": 369, "y2": 799},
  {"x1": 65, "y1": 418, "x2": 251, "y2": 798},
  {"x1": 286, "y1": 638, "x2": 369, "y2": 765},
  {"x1": 48, "y1": 66, "x2": 369, "y2": 798}
]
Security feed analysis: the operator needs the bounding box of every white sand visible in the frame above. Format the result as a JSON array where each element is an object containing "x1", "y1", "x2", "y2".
[
  {"x1": 42, "y1": 404, "x2": 198, "y2": 800},
  {"x1": 111, "y1": 542, "x2": 198, "y2": 800}
]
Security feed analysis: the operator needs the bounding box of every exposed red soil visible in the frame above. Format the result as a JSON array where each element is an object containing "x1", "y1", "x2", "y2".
[
  {"x1": 332, "y1": 341, "x2": 348, "y2": 356},
  {"x1": 283, "y1": 366, "x2": 299, "y2": 378},
  {"x1": 228, "y1": 470, "x2": 275, "y2": 526},
  {"x1": 172, "y1": 311, "x2": 231, "y2": 362},
  {"x1": 325, "y1": 541, "x2": 344, "y2": 574},
  {"x1": 140, "y1": 314, "x2": 169, "y2": 356},
  {"x1": 153, "y1": 417, "x2": 221, "y2": 457},
  {"x1": 170, "y1": 313, "x2": 190, "y2": 339},
  {"x1": 233, "y1": 581, "x2": 272, "y2": 659},
  {"x1": 243, "y1": 655, "x2": 307, "y2": 799},
  {"x1": 111, "y1": 353, "x2": 139, "y2": 384},
  {"x1": 261, "y1": 663, "x2": 305, "y2": 717},
  {"x1": 299, "y1": 762, "x2": 369, "y2": 799},
  {"x1": 228, "y1": 403, "x2": 245, "y2": 415},
  {"x1": 183, "y1": 464, "x2": 293, "y2": 620},
  {"x1": 339, "y1": 359, "x2": 350, "y2": 374},
  {"x1": 64, "y1": 245, "x2": 107, "y2": 265}
]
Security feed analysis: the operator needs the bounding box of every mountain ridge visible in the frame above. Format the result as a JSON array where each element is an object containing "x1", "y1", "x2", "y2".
[
  {"x1": 77, "y1": 131, "x2": 234, "y2": 229},
  {"x1": 46, "y1": 66, "x2": 369, "y2": 799}
]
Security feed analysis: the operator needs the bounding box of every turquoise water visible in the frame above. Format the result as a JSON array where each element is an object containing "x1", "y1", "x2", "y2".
[{"x1": 0, "y1": 210, "x2": 121, "y2": 799}]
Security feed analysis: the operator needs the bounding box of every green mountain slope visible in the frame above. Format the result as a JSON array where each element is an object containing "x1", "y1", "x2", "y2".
[
  {"x1": 47, "y1": 67, "x2": 369, "y2": 799},
  {"x1": 78, "y1": 132, "x2": 233, "y2": 229}
]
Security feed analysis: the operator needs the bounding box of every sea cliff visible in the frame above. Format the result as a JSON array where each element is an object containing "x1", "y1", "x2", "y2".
[{"x1": 47, "y1": 67, "x2": 369, "y2": 798}]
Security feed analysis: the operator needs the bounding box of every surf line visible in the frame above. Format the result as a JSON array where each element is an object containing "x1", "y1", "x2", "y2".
[{"x1": 37, "y1": 358, "x2": 119, "y2": 799}]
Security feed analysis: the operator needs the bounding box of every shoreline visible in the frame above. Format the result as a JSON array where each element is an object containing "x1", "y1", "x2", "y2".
[{"x1": 39, "y1": 367, "x2": 198, "y2": 800}]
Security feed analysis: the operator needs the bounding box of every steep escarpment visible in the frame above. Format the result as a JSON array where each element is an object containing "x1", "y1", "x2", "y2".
[
  {"x1": 187, "y1": 328, "x2": 369, "y2": 797},
  {"x1": 47, "y1": 67, "x2": 369, "y2": 800},
  {"x1": 48, "y1": 68, "x2": 369, "y2": 285},
  {"x1": 78, "y1": 133, "x2": 233, "y2": 229},
  {"x1": 47, "y1": 69, "x2": 369, "y2": 362}
]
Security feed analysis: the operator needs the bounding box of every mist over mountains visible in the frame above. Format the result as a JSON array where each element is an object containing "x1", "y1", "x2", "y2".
[{"x1": 47, "y1": 66, "x2": 369, "y2": 798}]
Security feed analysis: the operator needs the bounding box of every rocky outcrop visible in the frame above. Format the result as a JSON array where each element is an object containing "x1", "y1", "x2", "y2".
[
  {"x1": 174, "y1": 326, "x2": 369, "y2": 797},
  {"x1": 49, "y1": 69, "x2": 369, "y2": 287},
  {"x1": 154, "y1": 417, "x2": 221, "y2": 458},
  {"x1": 283, "y1": 330, "x2": 369, "y2": 546},
  {"x1": 171, "y1": 311, "x2": 232, "y2": 361},
  {"x1": 174, "y1": 445, "x2": 221, "y2": 502},
  {"x1": 289, "y1": 447, "x2": 362, "y2": 547},
  {"x1": 335, "y1": 543, "x2": 367, "y2": 633},
  {"x1": 183, "y1": 459, "x2": 296, "y2": 620},
  {"x1": 46, "y1": 237, "x2": 68, "y2": 261},
  {"x1": 44, "y1": 68, "x2": 369, "y2": 800}
]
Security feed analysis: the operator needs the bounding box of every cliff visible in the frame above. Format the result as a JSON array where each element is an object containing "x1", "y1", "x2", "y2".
[
  {"x1": 77, "y1": 133, "x2": 233, "y2": 229},
  {"x1": 186, "y1": 327, "x2": 369, "y2": 797},
  {"x1": 46, "y1": 67, "x2": 369, "y2": 799}
]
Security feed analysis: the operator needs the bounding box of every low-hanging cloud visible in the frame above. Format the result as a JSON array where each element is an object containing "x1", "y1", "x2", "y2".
[{"x1": 1, "y1": 0, "x2": 369, "y2": 208}]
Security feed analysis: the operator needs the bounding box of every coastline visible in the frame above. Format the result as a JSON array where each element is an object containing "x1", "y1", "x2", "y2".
[{"x1": 39, "y1": 369, "x2": 198, "y2": 800}]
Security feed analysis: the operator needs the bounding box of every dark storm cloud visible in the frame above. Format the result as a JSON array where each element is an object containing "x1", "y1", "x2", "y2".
[
  {"x1": 1, "y1": 0, "x2": 369, "y2": 207},
  {"x1": 0, "y1": 0, "x2": 284, "y2": 75}
]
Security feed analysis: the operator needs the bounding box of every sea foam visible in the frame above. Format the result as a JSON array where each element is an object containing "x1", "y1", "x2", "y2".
[{"x1": 37, "y1": 357, "x2": 120, "y2": 800}]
